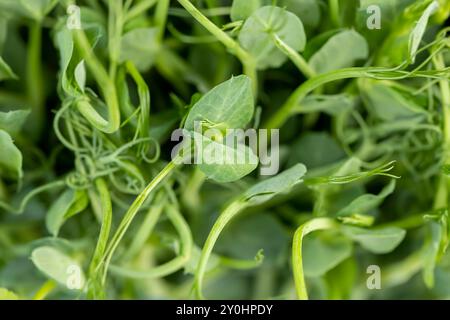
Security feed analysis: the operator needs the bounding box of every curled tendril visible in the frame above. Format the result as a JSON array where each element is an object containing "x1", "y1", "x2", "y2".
[
  {"x1": 305, "y1": 161, "x2": 400, "y2": 187},
  {"x1": 65, "y1": 172, "x2": 91, "y2": 189},
  {"x1": 54, "y1": 102, "x2": 88, "y2": 153},
  {"x1": 107, "y1": 159, "x2": 146, "y2": 195},
  {"x1": 139, "y1": 138, "x2": 161, "y2": 164},
  {"x1": 98, "y1": 138, "x2": 159, "y2": 164},
  {"x1": 0, "y1": 180, "x2": 66, "y2": 214},
  {"x1": 54, "y1": 99, "x2": 99, "y2": 155},
  {"x1": 400, "y1": 125, "x2": 443, "y2": 178}
]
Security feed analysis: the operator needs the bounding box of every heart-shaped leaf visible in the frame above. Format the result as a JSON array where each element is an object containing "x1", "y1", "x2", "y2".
[
  {"x1": 31, "y1": 246, "x2": 86, "y2": 289},
  {"x1": 342, "y1": 226, "x2": 406, "y2": 254},
  {"x1": 238, "y1": 6, "x2": 306, "y2": 70},
  {"x1": 184, "y1": 75, "x2": 254, "y2": 132}
]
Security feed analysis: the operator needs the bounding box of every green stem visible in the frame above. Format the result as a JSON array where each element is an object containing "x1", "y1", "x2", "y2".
[
  {"x1": 220, "y1": 252, "x2": 264, "y2": 270},
  {"x1": 272, "y1": 33, "x2": 316, "y2": 79},
  {"x1": 328, "y1": 0, "x2": 341, "y2": 28},
  {"x1": 122, "y1": 191, "x2": 166, "y2": 261},
  {"x1": 125, "y1": 61, "x2": 150, "y2": 143},
  {"x1": 33, "y1": 280, "x2": 56, "y2": 300},
  {"x1": 72, "y1": 29, "x2": 121, "y2": 133},
  {"x1": 181, "y1": 168, "x2": 206, "y2": 212},
  {"x1": 382, "y1": 251, "x2": 424, "y2": 288},
  {"x1": 177, "y1": 0, "x2": 258, "y2": 95},
  {"x1": 87, "y1": 178, "x2": 112, "y2": 299},
  {"x1": 194, "y1": 200, "x2": 246, "y2": 299},
  {"x1": 154, "y1": 0, "x2": 170, "y2": 42},
  {"x1": 108, "y1": 0, "x2": 124, "y2": 79},
  {"x1": 263, "y1": 64, "x2": 441, "y2": 130},
  {"x1": 377, "y1": 214, "x2": 425, "y2": 230},
  {"x1": 264, "y1": 68, "x2": 374, "y2": 130},
  {"x1": 0, "y1": 180, "x2": 65, "y2": 214},
  {"x1": 27, "y1": 21, "x2": 44, "y2": 136},
  {"x1": 110, "y1": 204, "x2": 193, "y2": 279},
  {"x1": 98, "y1": 158, "x2": 181, "y2": 283},
  {"x1": 292, "y1": 218, "x2": 338, "y2": 300},
  {"x1": 433, "y1": 53, "x2": 450, "y2": 209},
  {"x1": 125, "y1": 0, "x2": 158, "y2": 22}
]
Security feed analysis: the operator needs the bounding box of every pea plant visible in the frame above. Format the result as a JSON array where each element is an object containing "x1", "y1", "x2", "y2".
[{"x1": 0, "y1": 0, "x2": 449, "y2": 300}]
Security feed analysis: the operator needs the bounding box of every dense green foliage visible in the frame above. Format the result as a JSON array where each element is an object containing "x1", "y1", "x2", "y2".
[{"x1": 0, "y1": 0, "x2": 449, "y2": 300}]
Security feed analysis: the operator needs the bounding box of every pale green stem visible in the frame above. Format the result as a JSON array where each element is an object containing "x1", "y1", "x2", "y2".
[
  {"x1": 329, "y1": 0, "x2": 341, "y2": 27},
  {"x1": 125, "y1": 61, "x2": 150, "y2": 144},
  {"x1": 177, "y1": 0, "x2": 258, "y2": 95},
  {"x1": 263, "y1": 64, "x2": 441, "y2": 130},
  {"x1": 433, "y1": 53, "x2": 450, "y2": 209},
  {"x1": 98, "y1": 158, "x2": 181, "y2": 284},
  {"x1": 194, "y1": 200, "x2": 246, "y2": 299},
  {"x1": 181, "y1": 168, "x2": 206, "y2": 212},
  {"x1": 219, "y1": 253, "x2": 264, "y2": 270},
  {"x1": 264, "y1": 68, "x2": 375, "y2": 130},
  {"x1": 33, "y1": 280, "x2": 56, "y2": 300},
  {"x1": 154, "y1": 0, "x2": 170, "y2": 42},
  {"x1": 125, "y1": 0, "x2": 158, "y2": 22},
  {"x1": 272, "y1": 33, "x2": 316, "y2": 79},
  {"x1": 72, "y1": 29, "x2": 121, "y2": 133},
  {"x1": 109, "y1": 204, "x2": 193, "y2": 278},
  {"x1": 108, "y1": 0, "x2": 124, "y2": 79},
  {"x1": 0, "y1": 180, "x2": 65, "y2": 214},
  {"x1": 292, "y1": 218, "x2": 338, "y2": 300},
  {"x1": 121, "y1": 192, "x2": 166, "y2": 261},
  {"x1": 87, "y1": 178, "x2": 112, "y2": 299}
]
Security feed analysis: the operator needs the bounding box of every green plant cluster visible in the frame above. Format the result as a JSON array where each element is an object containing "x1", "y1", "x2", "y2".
[{"x1": 0, "y1": 0, "x2": 449, "y2": 300}]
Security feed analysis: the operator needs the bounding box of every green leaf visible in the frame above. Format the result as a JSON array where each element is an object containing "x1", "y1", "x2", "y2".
[
  {"x1": 31, "y1": 246, "x2": 86, "y2": 288},
  {"x1": 184, "y1": 75, "x2": 254, "y2": 131},
  {"x1": 0, "y1": 129, "x2": 22, "y2": 179},
  {"x1": 194, "y1": 165, "x2": 309, "y2": 298},
  {"x1": 280, "y1": 0, "x2": 322, "y2": 29},
  {"x1": 288, "y1": 132, "x2": 345, "y2": 169},
  {"x1": 18, "y1": 0, "x2": 58, "y2": 20},
  {"x1": 119, "y1": 28, "x2": 160, "y2": 71},
  {"x1": 231, "y1": 0, "x2": 321, "y2": 29},
  {"x1": 0, "y1": 56, "x2": 17, "y2": 81},
  {"x1": 0, "y1": 18, "x2": 7, "y2": 50},
  {"x1": 0, "y1": 0, "x2": 58, "y2": 21},
  {"x1": 309, "y1": 30, "x2": 369, "y2": 74},
  {"x1": 230, "y1": 0, "x2": 262, "y2": 21},
  {"x1": 360, "y1": 80, "x2": 427, "y2": 121},
  {"x1": 342, "y1": 226, "x2": 406, "y2": 254},
  {"x1": 408, "y1": 1, "x2": 439, "y2": 62},
  {"x1": 336, "y1": 180, "x2": 396, "y2": 217},
  {"x1": 238, "y1": 6, "x2": 306, "y2": 70},
  {"x1": 54, "y1": 28, "x2": 76, "y2": 96},
  {"x1": 74, "y1": 60, "x2": 86, "y2": 92},
  {"x1": 46, "y1": 189, "x2": 89, "y2": 237},
  {"x1": 216, "y1": 213, "x2": 288, "y2": 263},
  {"x1": 193, "y1": 132, "x2": 258, "y2": 183},
  {"x1": 303, "y1": 234, "x2": 353, "y2": 277},
  {"x1": 54, "y1": 25, "x2": 102, "y2": 97},
  {"x1": 243, "y1": 163, "x2": 307, "y2": 205},
  {"x1": 324, "y1": 257, "x2": 357, "y2": 299},
  {"x1": 0, "y1": 110, "x2": 30, "y2": 135},
  {"x1": 0, "y1": 288, "x2": 19, "y2": 300}
]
